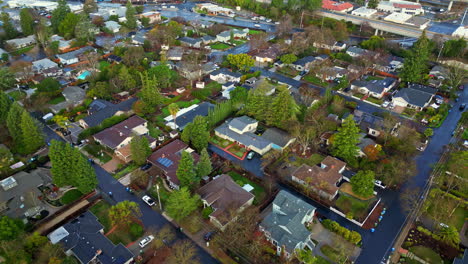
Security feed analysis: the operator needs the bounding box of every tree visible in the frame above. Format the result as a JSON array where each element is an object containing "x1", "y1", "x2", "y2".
[
  {"x1": 166, "y1": 240, "x2": 200, "y2": 264},
  {"x1": 75, "y1": 14, "x2": 97, "y2": 41},
  {"x1": 295, "y1": 249, "x2": 318, "y2": 264},
  {"x1": 350, "y1": 170, "x2": 375, "y2": 197},
  {"x1": 226, "y1": 54, "x2": 254, "y2": 72},
  {"x1": 108, "y1": 201, "x2": 141, "y2": 228},
  {"x1": 0, "y1": 216, "x2": 23, "y2": 241},
  {"x1": 83, "y1": 0, "x2": 98, "y2": 14},
  {"x1": 72, "y1": 148, "x2": 98, "y2": 193},
  {"x1": 58, "y1": 13, "x2": 80, "y2": 39},
  {"x1": 20, "y1": 111, "x2": 44, "y2": 154},
  {"x1": 400, "y1": 187, "x2": 421, "y2": 214},
  {"x1": 276, "y1": 15, "x2": 293, "y2": 38},
  {"x1": 37, "y1": 77, "x2": 61, "y2": 94},
  {"x1": 367, "y1": 0, "x2": 379, "y2": 9},
  {"x1": 442, "y1": 38, "x2": 466, "y2": 58},
  {"x1": 438, "y1": 226, "x2": 460, "y2": 246},
  {"x1": 125, "y1": 0, "x2": 138, "y2": 29},
  {"x1": 280, "y1": 53, "x2": 298, "y2": 64},
  {"x1": 19, "y1": 8, "x2": 34, "y2": 36},
  {"x1": 140, "y1": 72, "x2": 162, "y2": 110},
  {"x1": 360, "y1": 36, "x2": 385, "y2": 50},
  {"x1": 446, "y1": 66, "x2": 467, "y2": 90},
  {"x1": 130, "y1": 169, "x2": 149, "y2": 187},
  {"x1": 1, "y1": 12, "x2": 18, "y2": 39},
  {"x1": 24, "y1": 232, "x2": 48, "y2": 253},
  {"x1": 400, "y1": 31, "x2": 430, "y2": 83},
  {"x1": 168, "y1": 103, "x2": 180, "y2": 129},
  {"x1": 331, "y1": 115, "x2": 360, "y2": 162},
  {"x1": 363, "y1": 144, "x2": 382, "y2": 161},
  {"x1": 148, "y1": 64, "x2": 176, "y2": 88},
  {"x1": 196, "y1": 149, "x2": 212, "y2": 179},
  {"x1": 424, "y1": 128, "x2": 433, "y2": 138},
  {"x1": 269, "y1": 85, "x2": 298, "y2": 127},
  {"x1": 0, "y1": 91, "x2": 12, "y2": 123},
  {"x1": 151, "y1": 224, "x2": 176, "y2": 250},
  {"x1": 35, "y1": 18, "x2": 51, "y2": 48},
  {"x1": 249, "y1": 32, "x2": 268, "y2": 53},
  {"x1": 122, "y1": 46, "x2": 145, "y2": 67},
  {"x1": 165, "y1": 187, "x2": 199, "y2": 221},
  {"x1": 176, "y1": 151, "x2": 196, "y2": 188},
  {"x1": 6, "y1": 102, "x2": 25, "y2": 149},
  {"x1": 0, "y1": 146, "x2": 13, "y2": 174},
  {"x1": 130, "y1": 136, "x2": 151, "y2": 166},
  {"x1": 51, "y1": 0, "x2": 71, "y2": 33},
  {"x1": 181, "y1": 116, "x2": 209, "y2": 152},
  {"x1": 0, "y1": 68, "x2": 16, "y2": 91}
]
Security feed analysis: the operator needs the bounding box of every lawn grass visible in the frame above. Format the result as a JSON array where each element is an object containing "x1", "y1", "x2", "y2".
[
  {"x1": 228, "y1": 171, "x2": 265, "y2": 204},
  {"x1": 160, "y1": 99, "x2": 201, "y2": 117},
  {"x1": 303, "y1": 74, "x2": 327, "y2": 87},
  {"x1": 227, "y1": 144, "x2": 247, "y2": 158},
  {"x1": 210, "y1": 134, "x2": 232, "y2": 148},
  {"x1": 48, "y1": 95, "x2": 66, "y2": 105},
  {"x1": 231, "y1": 39, "x2": 246, "y2": 46},
  {"x1": 60, "y1": 189, "x2": 83, "y2": 205},
  {"x1": 353, "y1": 93, "x2": 365, "y2": 99},
  {"x1": 89, "y1": 200, "x2": 112, "y2": 231},
  {"x1": 321, "y1": 245, "x2": 347, "y2": 263},
  {"x1": 210, "y1": 42, "x2": 232, "y2": 50},
  {"x1": 205, "y1": 81, "x2": 222, "y2": 93},
  {"x1": 365, "y1": 96, "x2": 383, "y2": 105},
  {"x1": 83, "y1": 143, "x2": 112, "y2": 163},
  {"x1": 365, "y1": 76, "x2": 384, "y2": 81},
  {"x1": 277, "y1": 66, "x2": 299, "y2": 77},
  {"x1": 11, "y1": 46, "x2": 34, "y2": 56},
  {"x1": 107, "y1": 223, "x2": 143, "y2": 246},
  {"x1": 114, "y1": 164, "x2": 138, "y2": 179},
  {"x1": 99, "y1": 61, "x2": 110, "y2": 71},
  {"x1": 248, "y1": 29, "x2": 262, "y2": 35},
  {"x1": 290, "y1": 153, "x2": 324, "y2": 167},
  {"x1": 7, "y1": 90, "x2": 26, "y2": 101},
  {"x1": 148, "y1": 177, "x2": 171, "y2": 207},
  {"x1": 409, "y1": 246, "x2": 444, "y2": 264},
  {"x1": 335, "y1": 194, "x2": 374, "y2": 220},
  {"x1": 423, "y1": 189, "x2": 467, "y2": 231}
]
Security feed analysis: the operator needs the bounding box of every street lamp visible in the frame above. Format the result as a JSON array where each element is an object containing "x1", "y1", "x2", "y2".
[{"x1": 156, "y1": 184, "x2": 162, "y2": 211}]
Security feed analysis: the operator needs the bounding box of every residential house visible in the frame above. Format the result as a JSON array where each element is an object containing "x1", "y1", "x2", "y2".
[
  {"x1": 50, "y1": 86, "x2": 86, "y2": 114},
  {"x1": 201, "y1": 35, "x2": 216, "y2": 45},
  {"x1": 48, "y1": 212, "x2": 134, "y2": 264},
  {"x1": 131, "y1": 31, "x2": 146, "y2": 45},
  {"x1": 147, "y1": 139, "x2": 200, "y2": 189},
  {"x1": 210, "y1": 68, "x2": 242, "y2": 84},
  {"x1": 259, "y1": 190, "x2": 316, "y2": 258},
  {"x1": 353, "y1": 110, "x2": 385, "y2": 137},
  {"x1": 313, "y1": 41, "x2": 347, "y2": 51},
  {"x1": 166, "y1": 47, "x2": 184, "y2": 61},
  {"x1": 216, "y1": 31, "x2": 232, "y2": 43},
  {"x1": 150, "y1": 60, "x2": 175, "y2": 69},
  {"x1": 377, "y1": 0, "x2": 424, "y2": 15},
  {"x1": 293, "y1": 56, "x2": 316, "y2": 72},
  {"x1": 107, "y1": 54, "x2": 123, "y2": 64},
  {"x1": 5, "y1": 35, "x2": 36, "y2": 50},
  {"x1": 261, "y1": 128, "x2": 295, "y2": 151},
  {"x1": 317, "y1": 66, "x2": 348, "y2": 81},
  {"x1": 351, "y1": 77, "x2": 397, "y2": 99},
  {"x1": 214, "y1": 116, "x2": 272, "y2": 155},
  {"x1": 178, "y1": 37, "x2": 203, "y2": 48},
  {"x1": 79, "y1": 97, "x2": 137, "y2": 128},
  {"x1": 384, "y1": 13, "x2": 430, "y2": 29},
  {"x1": 164, "y1": 102, "x2": 214, "y2": 130},
  {"x1": 56, "y1": 46, "x2": 95, "y2": 65},
  {"x1": 322, "y1": 0, "x2": 354, "y2": 12},
  {"x1": 216, "y1": 29, "x2": 248, "y2": 43},
  {"x1": 198, "y1": 174, "x2": 254, "y2": 230},
  {"x1": 196, "y1": 3, "x2": 235, "y2": 16},
  {"x1": 255, "y1": 46, "x2": 281, "y2": 64},
  {"x1": 221, "y1": 82, "x2": 236, "y2": 99},
  {"x1": 51, "y1": 35, "x2": 72, "y2": 52},
  {"x1": 0, "y1": 169, "x2": 50, "y2": 219},
  {"x1": 346, "y1": 46, "x2": 369, "y2": 58},
  {"x1": 32, "y1": 58, "x2": 61, "y2": 76},
  {"x1": 393, "y1": 84, "x2": 437, "y2": 110},
  {"x1": 351, "y1": 7, "x2": 377, "y2": 17},
  {"x1": 104, "y1": 21, "x2": 121, "y2": 33},
  {"x1": 429, "y1": 65, "x2": 449, "y2": 80},
  {"x1": 139, "y1": 11, "x2": 161, "y2": 24},
  {"x1": 190, "y1": 20, "x2": 214, "y2": 29},
  {"x1": 93, "y1": 115, "x2": 156, "y2": 151},
  {"x1": 291, "y1": 156, "x2": 346, "y2": 200}
]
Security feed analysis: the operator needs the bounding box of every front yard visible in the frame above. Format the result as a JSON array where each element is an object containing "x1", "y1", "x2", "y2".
[
  {"x1": 60, "y1": 189, "x2": 83, "y2": 205},
  {"x1": 228, "y1": 171, "x2": 265, "y2": 204},
  {"x1": 210, "y1": 134, "x2": 232, "y2": 148},
  {"x1": 7, "y1": 90, "x2": 26, "y2": 101},
  {"x1": 210, "y1": 42, "x2": 232, "y2": 50},
  {"x1": 48, "y1": 95, "x2": 66, "y2": 105},
  {"x1": 84, "y1": 143, "x2": 113, "y2": 163},
  {"x1": 303, "y1": 74, "x2": 327, "y2": 87},
  {"x1": 422, "y1": 188, "x2": 466, "y2": 231},
  {"x1": 226, "y1": 143, "x2": 248, "y2": 158},
  {"x1": 408, "y1": 246, "x2": 444, "y2": 264},
  {"x1": 277, "y1": 66, "x2": 299, "y2": 77},
  {"x1": 334, "y1": 193, "x2": 376, "y2": 221}
]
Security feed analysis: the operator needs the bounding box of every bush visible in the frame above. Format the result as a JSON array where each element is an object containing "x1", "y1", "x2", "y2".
[
  {"x1": 202, "y1": 207, "x2": 214, "y2": 219},
  {"x1": 345, "y1": 101, "x2": 358, "y2": 109},
  {"x1": 129, "y1": 223, "x2": 144, "y2": 239},
  {"x1": 322, "y1": 219, "x2": 361, "y2": 245}
]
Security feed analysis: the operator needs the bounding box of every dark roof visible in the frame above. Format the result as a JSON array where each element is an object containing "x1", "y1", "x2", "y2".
[
  {"x1": 293, "y1": 56, "x2": 316, "y2": 67},
  {"x1": 56, "y1": 46, "x2": 94, "y2": 61},
  {"x1": 82, "y1": 98, "x2": 137, "y2": 127},
  {"x1": 94, "y1": 115, "x2": 149, "y2": 149},
  {"x1": 108, "y1": 54, "x2": 122, "y2": 62},
  {"x1": 394, "y1": 84, "x2": 436, "y2": 107},
  {"x1": 210, "y1": 68, "x2": 242, "y2": 78},
  {"x1": 353, "y1": 110, "x2": 384, "y2": 132},
  {"x1": 49, "y1": 212, "x2": 133, "y2": 264},
  {"x1": 229, "y1": 116, "x2": 257, "y2": 131},
  {"x1": 262, "y1": 128, "x2": 293, "y2": 148},
  {"x1": 353, "y1": 77, "x2": 397, "y2": 94},
  {"x1": 179, "y1": 37, "x2": 201, "y2": 45},
  {"x1": 173, "y1": 102, "x2": 214, "y2": 130}
]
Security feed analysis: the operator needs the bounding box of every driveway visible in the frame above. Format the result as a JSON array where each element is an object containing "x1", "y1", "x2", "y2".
[{"x1": 208, "y1": 143, "x2": 264, "y2": 178}]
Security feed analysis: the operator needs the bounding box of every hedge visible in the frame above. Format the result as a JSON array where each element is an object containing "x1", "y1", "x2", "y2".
[
  {"x1": 322, "y1": 219, "x2": 362, "y2": 245},
  {"x1": 78, "y1": 114, "x2": 129, "y2": 141}
]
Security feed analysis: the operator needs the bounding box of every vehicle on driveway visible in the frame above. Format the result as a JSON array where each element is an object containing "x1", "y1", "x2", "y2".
[
  {"x1": 374, "y1": 180, "x2": 386, "y2": 189},
  {"x1": 246, "y1": 151, "x2": 255, "y2": 160},
  {"x1": 142, "y1": 195, "x2": 156, "y2": 207},
  {"x1": 140, "y1": 163, "x2": 152, "y2": 171},
  {"x1": 381, "y1": 101, "x2": 390, "y2": 108},
  {"x1": 139, "y1": 235, "x2": 154, "y2": 248},
  {"x1": 460, "y1": 103, "x2": 466, "y2": 111},
  {"x1": 204, "y1": 231, "x2": 216, "y2": 241}
]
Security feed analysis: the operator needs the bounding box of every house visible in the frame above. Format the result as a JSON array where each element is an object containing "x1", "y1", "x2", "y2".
[
  {"x1": 0, "y1": 169, "x2": 50, "y2": 219},
  {"x1": 216, "y1": 29, "x2": 248, "y2": 43},
  {"x1": 210, "y1": 68, "x2": 242, "y2": 84},
  {"x1": 353, "y1": 110, "x2": 385, "y2": 137},
  {"x1": 198, "y1": 174, "x2": 254, "y2": 230},
  {"x1": 104, "y1": 21, "x2": 121, "y2": 33},
  {"x1": 221, "y1": 83, "x2": 236, "y2": 99},
  {"x1": 376, "y1": 56, "x2": 404, "y2": 72},
  {"x1": 346, "y1": 46, "x2": 368, "y2": 58},
  {"x1": 190, "y1": 20, "x2": 214, "y2": 29},
  {"x1": 351, "y1": 77, "x2": 397, "y2": 99},
  {"x1": 393, "y1": 84, "x2": 437, "y2": 110},
  {"x1": 32, "y1": 58, "x2": 61, "y2": 75},
  {"x1": 429, "y1": 65, "x2": 449, "y2": 80},
  {"x1": 291, "y1": 156, "x2": 346, "y2": 200},
  {"x1": 196, "y1": 3, "x2": 235, "y2": 16},
  {"x1": 351, "y1": 7, "x2": 377, "y2": 18},
  {"x1": 48, "y1": 212, "x2": 134, "y2": 264},
  {"x1": 201, "y1": 35, "x2": 216, "y2": 45},
  {"x1": 5, "y1": 35, "x2": 36, "y2": 49},
  {"x1": 214, "y1": 116, "x2": 272, "y2": 155},
  {"x1": 56, "y1": 46, "x2": 95, "y2": 65},
  {"x1": 164, "y1": 102, "x2": 214, "y2": 130},
  {"x1": 50, "y1": 86, "x2": 86, "y2": 114},
  {"x1": 322, "y1": 0, "x2": 354, "y2": 12},
  {"x1": 313, "y1": 41, "x2": 347, "y2": 51},
  {"x1": 79, "y1": 97, "x2": 137, "y2": 128},
  {"x1": 293, "y1": 56, "x2": 316, "y2": 72},
  {"x1": 383, "y1": 13, "x2": 430, "y2": 29},
  {"x1": 178, "y1": 37, "x2": 202, "y2": 48},
  {"x1": 139, "y1": 11, "x2": 161, "y2": 24},
  {"x1": 317, "y1": 66, "x2": 348, "y2": 81},
  {"x1": 259, "y1": 190, "x2": 316, "y2": 258},
  {"x1": 261, "y1": 128, "x2": 295, "y2": 151},
  {"x1": 254, "y1": 46, "x2": 281, "y2": 64},
  {"x1": 147, "y1": 139, "x2": 200, "y2": 189},
  {"x1": 166, "y1": 47, "x2": 184, "y2": 61},
  {"x1": 93, "y1": 115, "x2": 155, "y2": 150},
  {"x1": 216, "y1": 31, "x2": 232, "y2": 43},
  {"x1": 131, "y1": 31, "x2": 146, "y2": 45},
  {"x1": 357, "y1": 134, "x2": 378, "y2": 157},
  {"x1": 377, "y1": 0, "x2": 424, "y2": 15},
  {"x1": 50, "y1": 35, "x2": 72, "y2": 52}
]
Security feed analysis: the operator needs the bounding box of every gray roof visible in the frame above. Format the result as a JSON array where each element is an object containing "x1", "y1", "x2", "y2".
[
  {"x1": 353, "y1": 77, "x2": 397, "y2": 94},
  {"x1": 214, "y1": 118, "x2": 271, "y2": 152},
  {"x1": 210, "y1": 68, "x2": 242, "y2": 78},
  {"x1": 32, "y1": 58, "x2": 58, "y2": 71},
  {"x1": 261, "y1": 128, "x2": 293, "y2": 148},
  {"x1": 173, "y1": 102, "x2": 214, "y2": 130},
  {"x1": 63, "y1": 86, "x2": 86, "y2": 104},
  {"x1": 347, "y1": 46, "x2": 367, "y2": 56},
  {"x1": 229, "y1": 116, "x2": 257, "y2": 131},
  {"x1": 394, "y1": 84, "x2": 436, "y2": 107},
  {"x1": 202, "y1": 35, "x2": 216, "y2": 42},
  {"x1": 5, "y1": 35, "x2": 35, "y2": 47},
  {"x1": 293, "y1": 56, "x2": 316, "y2": 67},
  {"x1": 56, "y1": 46, "x2": 94, "y2": 62},
  {"x1": 82, "y1": 98, "x2": 137, "y2": 127},
  {"x1": 218, "y1": 31, "x2": 231, "y2": 38},
  {"x1": 179, "y1": 37, "x2": 201, "y2": 45},
  {"x1": 261, "y1": 190, "x2": 315, "y2": 253}
]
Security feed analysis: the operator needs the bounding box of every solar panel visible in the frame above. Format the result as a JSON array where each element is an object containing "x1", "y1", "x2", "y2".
[{"x1": 157, "y1": 158, "x2": 173, "y2": 168}]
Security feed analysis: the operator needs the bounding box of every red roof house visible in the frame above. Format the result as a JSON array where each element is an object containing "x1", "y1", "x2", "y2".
[{"x1": 322, "y1": 0, "x2": 354, "y2": 12}]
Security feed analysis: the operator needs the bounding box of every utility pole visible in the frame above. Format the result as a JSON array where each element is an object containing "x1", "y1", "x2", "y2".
[
  {"x1": 461, "y1": 8, "x2": 467, "y2": 26},
  {"x1": 156, "y1": 184, "x2": 162, "y2": 211},
  {"x1": 436, "y1": 42, "x2": 445, "y2": 62}
]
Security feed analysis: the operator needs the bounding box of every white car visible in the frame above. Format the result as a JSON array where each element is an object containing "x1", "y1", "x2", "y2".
[
  {"x1": 274, "y1": 21, "x2": 280, "y2": 25},
  {"x1": 381, "y1": 101, "x2": 390, "y2": 108},
  {"x1": 139, "y1": 235, "x2": 154, "y2": 248},
  {"x1": 374, "y1": 180, "x2": 386, "y2": 189},
  {"x1": 254, "y1": 24, "x2": 261, "y2": 28},
  {"x1": 142, "y1": 195, "x2": 156, "y2": 206},
  {"x1": 266, "y1": 18, "x2": 272, "y2": 23}
]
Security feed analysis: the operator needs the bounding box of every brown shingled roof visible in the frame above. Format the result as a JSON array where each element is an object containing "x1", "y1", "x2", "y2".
[{"x1": 94, "y1": 115, "x2": 148, "y2": 149}]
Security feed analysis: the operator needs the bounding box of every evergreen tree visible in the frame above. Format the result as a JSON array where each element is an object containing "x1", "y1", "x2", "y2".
[
  {"x1": 125, "y1": 0, "x2": 137, "y2": 30},
  {"x1": 75, "y1": 14, "x2": 96, "y2": 41},
  {"x1": 130, "y1": 136, "x2": 151, "y2": 166},
  {"x1": 51, "y1": 0, "x2": 71, "y2": 33},
  {"x1": 196, "y1": 149, "x2": 212, "y2": 179},
  {"x1": 83, "y1": 0, "x2": 98, "y2": 14},
  {"x1": 58, "y1": 13, "x2": 79, "y2": 39},
  {"x1": 350, "y1": 170, "x2": 375, "y2": 197},
  {"x1": 0, "y1": 91, "x2": 12, "y2": 123},
  {"x1": 269, "y1": 85, "x2": 297, "y2": 128},
  {"x1": 19, "y1": 8, "x2": 34, "y2": 36},
  {"x1": 165, "y1": 187, "x2": 200, "y2": 221},
  {"x1": 331, "y1": 115, "x2": 360, "y2": 162},
  {"x1": 0, "y1": 68, "x2": 16, "y2": 91},
  {"x1": 140, "y1": 72, "x2": 162, "y2": 110},
  {"x1": 1, "y1": 12, "x2": 18, "y2": 40},
  {"x1": 176, "y1": 151, "x2": 196, "y2": 187},
  {"x1": 20, "y1": 111, "x2": 44, "y2": 154},
  {"x1": 400, "y1": 31, "x2": 431, "y2": 83},
  {"x1": 6, "y1": 103, "x2": 25, "y2": 149},
  {"x1": 367, "y1": 0, "x2": 379, "y2": 9},
  {"x1": 0, "y1": 216, "x2": 24, "y2": 241},
  {"x1": 188, "y1": 116, "x2": 209, "y2": 152},
  {"x1": 35, "y1": 18, "x2": 51, "y2": 48},
  {"x1": 49, "y1": 140, "x2": 74, "y2": 187},
  {"x1": 72, "y1": 149, "x2": 98, "y2": 193}
]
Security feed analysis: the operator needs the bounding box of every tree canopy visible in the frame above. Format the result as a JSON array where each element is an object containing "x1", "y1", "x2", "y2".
[
  {"x1": 0, "y1": 216, "x2": 23, "y2": 241},
  {"x1": 20, "y1": 111, "x2": 45, "y2": 154},
  {"x1": 0, "y1": 68, "x2": 16, "y2": 91},
  {"x1": 350, "y1": 170, "x2": 375, "y2": 197},
  {"x1": 331, "y1": 115, "x2": 360, "y2": 162},
  {"x1": 181, "y1": 116, "x2": 210, "y2": 152},
  {"x1": 108, "y1": 201, "x2": 141, "y2": 227},
  {"x1": 1, "y1": 12, "x2": 18, "y2": 40},
  {"x1": 196, "y1": 148, "x2": 212, "y2": 179},
  {"x1": 125, "y1": 0, "x2": 138, "y2": 29},
  {"x1": 19, "y1": 8, "x2": 34, "y2": 36},
  {"x1": 226, "y1": 54, "x2": 254, "y2": 72},
  {"x1": 51, "y1": 0, "x2": 71, "y2": 33},
  {"x1": 165, "y1": 187, "x2": 200, "y2": 221},
  {"x1": 176, "y1": 151, "x2": 197, "y2": 188},
  {"x1": 400, "y1": 31, "x2": 431, "y2": 83},
  {"x1": 130, "y1": 136, "x2": 151, "y2": 166}
]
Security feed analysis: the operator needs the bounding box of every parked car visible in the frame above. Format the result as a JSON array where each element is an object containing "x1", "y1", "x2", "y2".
[
  {"x1": 200, "y1": 13, "x2": 206, "y2": 17},
  {"x1": 381, "y1": 101, "x2": 390, "y2": 108},
  {"x1": 142, "y1": 195, "x2": 156, "y2": 207},
  {"x1": 139, "y1": 235, "x2": 154, "y2": 248},
  {"x1": 140, "y1": 163, "x2": 152, "y2": 171},
  {"x1": 247, "y1": 151, "x2": 255, "y2": 160},
  {"x1": 266, "y1": 18, "x2": 272, "y2": 23},
  {"x1": 254, "y1": 24, "x2": 261, "y2": 28},
  {"x1": 204, "y1": 231, "x2": 216, "y2": 241},
  {"x1": 460, "y1": 103, "x2": 466, "y2": 111},
  {"x1": 374, "y1": 180, "x2": 386, "y2": 189}
]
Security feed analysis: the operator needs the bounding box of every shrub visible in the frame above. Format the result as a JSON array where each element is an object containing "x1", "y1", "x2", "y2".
[
  {"x1": 202, "y1": 207, "x2": 214, "y2": 219},
  {"x1": 321, "y1": 219, "x2": 362, "y2": 245},
  {"x1": 129, "y1": 223, "x2": 144, "y2": 239}
]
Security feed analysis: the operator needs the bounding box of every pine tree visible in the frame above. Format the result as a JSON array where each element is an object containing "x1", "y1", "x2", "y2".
[
  {"x1": 165, "y1": 187, "x2": 200, "y2": 221},
  {"x1": 6, "y1": 102, "x2": 25, "y2": 149},
  {"x1": 188, "y1": 116, "x2": 209, "y2": 152},
  {"x1": 0, "y1": 91, "x2": 12, "y2": 123},
  {"x1": 196, "y1": 149, "x2": 212, "y2": 179},
  {"x1": 73, "y1": 149, "x2": 98, "y2": 193},
  {"x1": 51, "y1": 0, "x2": 71, "y2": 33},
  {"x1": 331, "y1": 115, "x2": 360, "y2": 162},
  {"x1": 140, "y1": 72, "x2": 162, "y2": 110},
  {"x1": 269, "y1": 86, "x2": 297, "y2": 128},
  {"x1": 125, "y1": 0, "x2": 137, "y2": 30},
  {"x1": 1, "y1": 12, "x2": 18, "y2": 40},
  {"x1": 49, "y1": 140, "x2": 73, "y2": 187},
  {"x1": 20, "y1": 111, "x2": 44, "y2": 154},
  {"x1": 176, "y1": 151, "x2": 196, "y2": 188},
  {"x1": 130, "y1": 136, "x2": 151, "y2": 166},
  {"x1": 400, "y1": 31, "x2": 431, "y2": 83},
  {"x1": 19, "y1": 8, "x2": 34, "y2": 36}
]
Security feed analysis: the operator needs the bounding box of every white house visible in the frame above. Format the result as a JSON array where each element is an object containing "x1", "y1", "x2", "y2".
[
  {"x1": 105, "y1": 21, "x2": 121, "y2": 33},
  {"x1": 377, "y1": 0, "x2": 424, "y2": 15},
  {"x1": 351, "y1": 7, "x2": 377, "y2": 18},
  {"x1": 5, "y1": 35, "x2": 36, "y2": 49},
  {"x1": 209, "y1": 68, "x2": 242, "y2": 84}
]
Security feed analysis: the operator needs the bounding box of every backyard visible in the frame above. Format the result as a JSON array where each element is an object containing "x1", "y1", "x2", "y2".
[
  {"x1": 409, "y1": 246, "x2": 444, "y2": 264},
  {"x1": 7, "y1": 90, "x2": 26, "y2": 101},
  {"x1": 320, "y1": 245, "x2": 349, "y2": 263},
  {"x1": 161, "y1": 99, "x2": 200, "y2": 117},
  {"x1": 84, "y1": 143, "x2": 112, "y2": 163},
  {"x1": 228, "y1": 171, "x2": 265, "y2": 204},
  {"x1": 48, "y1": 95, "x2": 66, "y2": 105},
  {"x1": 334, "y1": 193, "x2": 375, "y2": 221},
  {"x1": 210, "y1": 134, "x2": 232, "y2": 148},
  {"x1": 210, "y1": 42, "x2": 232, "y2": 50},
  {"x1": 60, "y1": 189, "x2": 83, "y2": 205},
  {"x1": 422, "y1": 189, "x2": 466, "y2": 231},
  {"x1": 304, "y1": 74, "x2": 327, "y2": 87},
  {"x1": 248, "y1": 29, "x2": 262, "y2": 35}
]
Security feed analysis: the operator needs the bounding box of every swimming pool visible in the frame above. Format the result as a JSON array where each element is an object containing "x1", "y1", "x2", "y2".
[{"x1": 77, "y1": 71, "x2": 91, "y2": 80}]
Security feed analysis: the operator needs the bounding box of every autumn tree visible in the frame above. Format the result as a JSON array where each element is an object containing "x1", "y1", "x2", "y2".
[
  {"x1": 226, "y1": 54, "x2": 254, "y2": 72},
  {"x1": 363, "y1": 144, "x2": 382, "y2": 161},
  {"x1": 331, "y1": 115, "x2": 360, "y2": 162},
  {"x1": 130, "y1": 136, "x2": 151, "y2": 166},
  {"x1": 151, "y1": 224, "x2": 176, "y2": 250},
  {"x1": 108, "y1": 201, "x2": 142, "y2": 228},
  {"x1": 350, "y1": 170, "x2": 375, "y2": 197}
]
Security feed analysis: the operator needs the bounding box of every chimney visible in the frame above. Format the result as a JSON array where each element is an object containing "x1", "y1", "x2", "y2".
[
  {"x1": 96, "y1": 249, "x2": 102, "y2": 256},
  {"x1": 308, "y1": 169, "x2": 312, "y2": 172}
]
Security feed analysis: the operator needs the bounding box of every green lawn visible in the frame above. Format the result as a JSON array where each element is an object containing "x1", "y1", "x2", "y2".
[
  {"x1": 409, "y1": 246, "x2": 444, "y2": 264},
  {"x1": 231, "y1": 39, "x2": 246, "y2": 46},
  {"x1": 7, "y1": 90, "x2": 26, "y2": 101},
  {"x1": 365, "y1": 76, "x2": 384, "y2": 81},
  {"x1": 289, "y1": 154, "x2": 324, "y2": 167},
  {"x1": 48, "y1": 95, "x2": 66, "y2": 105},
  {"x1": 161, "y1": 99, "x2": 201, "y2": 117},
  {"x1": 353, "y1": 93, "x2": 365, "y2": 99},
  {"x1": 228, "y1": 171, "x2": 265, "y2": 204},
  {"x1": 423, "y1": 189, "x2": 467, "y2": 231},
  {"x1": 148, "y1": 177, "x2": 171, "y2": 206},
  {"x1": 304, "y1": 74, "x2": 327, "y2": 87},
  {"x1": 210, "y1": 42, "x2": 232, "y2": 50},
  {"x1": 83, "y1": 143, "x2": 112, "y2": 163},
  {"x1": 335, "y1": 194, "x2": 374, "y2": 220},
  {"x1": 99, "y1": 61, "x2": 111, "y2": 70},
  {"x1": 248, "y1": 29, "x2": 262, "y2": 35},
  {"x1": 205, "y1": 81, "x2": 222, "y2": 93},
  {"x1": 89, "y1": 201, "x2": 112, "y2": 231},
  {"x1": 366, "y1": 96, "x2": 383, "y2": 105},
  {"x1": 277, "y1": 67, "x2": 299, "y2": 77},
  {"x1": 10, "y1": 46, "x2": 34, "y2": 56},
  {"x1": 113, "y1": 164, "x2": 138, "y2": 179},
  {"x1": 321, "y1": 245, "x2": 347, "y2": 263},
  {"x1": 60, "y1": 189, "x2": 83, "y2": 205},
  {"x1": 210, "y1": 134, "x2": 232, "y2": 148},
  {"x1": 227, "y1": 144, "x2": 247, "y2": 158}
]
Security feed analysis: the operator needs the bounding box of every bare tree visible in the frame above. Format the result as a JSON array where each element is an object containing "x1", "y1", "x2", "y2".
[
  {"x1": 446, "y1": 65, "x2": 467, "y2": 89},
  {"x1": 400, "y1": 187, "x2": 421, "y2": 215},
  {"x1": 166, "y1": 240, "x2": 200, "y2": 264},
  {"x1": 10, "y1": 61, "x2": 34, "y2": 81},
  {"x1": 276, "y1": 15, "x2": 293, "y2": 38},
  {"x1": 250, "y1": 32, "x2": 268, "y2": 53}
]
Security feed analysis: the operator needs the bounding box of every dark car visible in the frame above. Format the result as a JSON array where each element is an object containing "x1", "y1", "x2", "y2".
[
  {"x1": 460, "y1": 103, "x2": 466, "y2": 111},
  {"x1": 200, "y1": 13, "x2": 206, "y2": 17},
  {"x1": 204, "y1": 231, "x2": 216, "y2": 241},
  {"x1": 140, "y1": 163, "x2": 153, "y2": 171}
]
